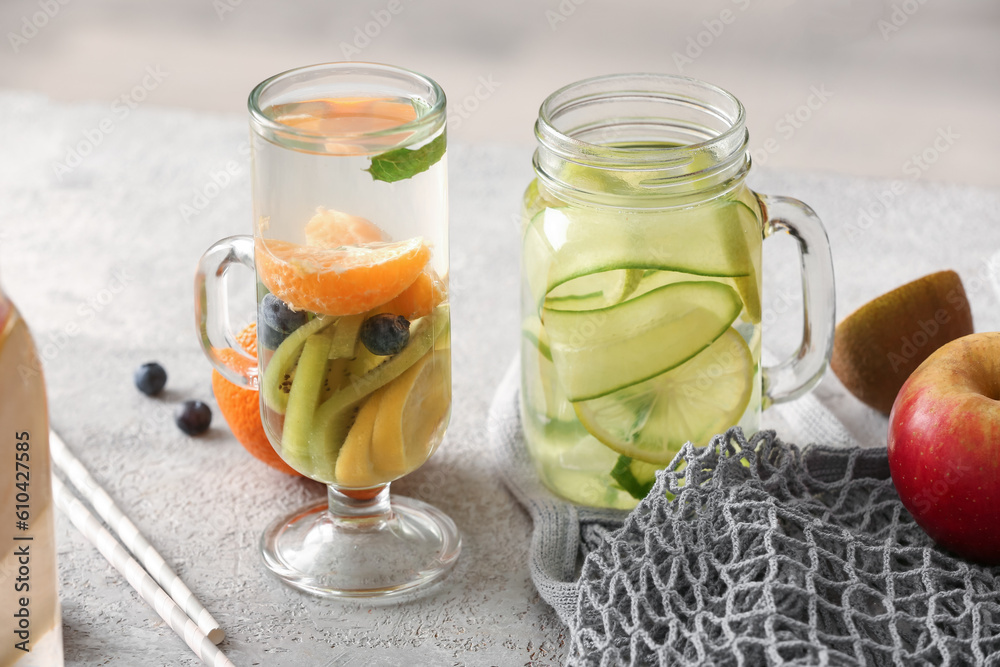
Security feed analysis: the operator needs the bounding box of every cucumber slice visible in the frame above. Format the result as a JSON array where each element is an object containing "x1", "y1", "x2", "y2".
[
  {"x1": 309, "y1": 307, "x2": 448, "y2": 458},
  {"x1": 523, "y1": 200, "x2": 756, "y2": 308},
  {"x1": 521, "y1": 316, "x2": 552, "y2": 362},
  {"x1": 543, "y1": 281, "x2": 742, "y2": 402},
  {"x1": 548, "y1": 269, "x2": 761, "y2": 328},
  {"x1": 261, "y1": 316, "x2": 333, "y2": 414},
  {"x1": 280, "y1": 330, "x2": 335, "y2": 472},
  {"x1": 544, "y1": 268, "x2": 644, "y2": 312},
  {"x1": 575, "y1": 328, "x2": 753, "y2": 465}
]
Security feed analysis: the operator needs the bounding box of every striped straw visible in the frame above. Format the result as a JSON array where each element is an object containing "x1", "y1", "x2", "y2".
[
  {"x1": 49, "y1": 430, "x2": 224, "y2": 644},
  {"x1": 53, "y1": 476, "x2": 236, "y2": 667}
]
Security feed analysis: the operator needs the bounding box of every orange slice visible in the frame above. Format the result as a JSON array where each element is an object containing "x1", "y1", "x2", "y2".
[
  {"x1": 380, "y1": 269, "x2": 446, "y2": 320},
  {"x1": 273, "y1": 97, "x2": 417, "y2": 135},
  {"x1": 270, "y1": 97, "x2": 419, "y2": 155},
  {"x1": 256, "y1": 237, "x2": 431, "y2": 317},
  {"x1": 305, "y1": 207, "x2": 388, "y2": 248},
  {"x1": 211, "y1": 323, "x2": 302, "y2": 477}
]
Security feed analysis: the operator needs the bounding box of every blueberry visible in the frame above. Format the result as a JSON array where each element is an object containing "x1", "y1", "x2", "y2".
[
  {"x1": 359, "y1": 314, "x2": 410, "y2": 356},
  {"x1": 260, "y1": 294, "x2": 308, "y2": 335},
  {"x1": 257, "y1": 320, "x2": 287, "y2": 350},
  {"x1": 175, "y1": 400, "x2": 212, "y2": 436},
  {"x1": 134, "y1": 362, "x2": 167, "y2": 396}
]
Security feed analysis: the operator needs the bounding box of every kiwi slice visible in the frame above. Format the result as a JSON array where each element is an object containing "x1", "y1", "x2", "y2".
[
  {"x1": 280, "y1": 331, "x2": 335, "y2": 472},
  {"x1": 328, "y1": 314, "x2": 365, "y2": 360},
  {"x1": 309, "y1": 404, "x2": 360, "y2": 484},
  {"x1": 319, "y1": 357, "x2": 349, "y2": 403},
  {"x1": 308, "y1": 307, "x2": 448, "y2": 458},
  {"x1": 261, "y1": 316, "x2": 333, "y2": 414}
]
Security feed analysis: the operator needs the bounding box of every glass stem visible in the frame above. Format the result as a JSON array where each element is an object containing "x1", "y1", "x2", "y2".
[{"x1": 326, "y1": 484, "x2": 392, "y2": 528}]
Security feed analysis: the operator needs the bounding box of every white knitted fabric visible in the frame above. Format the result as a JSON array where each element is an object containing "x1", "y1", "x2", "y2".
[{"x1": 489, "y1": 358, "x2": 1000, "y2": 666}]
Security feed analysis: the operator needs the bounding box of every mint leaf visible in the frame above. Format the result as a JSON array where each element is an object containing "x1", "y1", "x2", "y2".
[
  {"x1": 365, "y1": 133, "x2": 446, "y2": 183},
  {"x1": 610, "y1": 455, "x2": 655, "y2": 500}
]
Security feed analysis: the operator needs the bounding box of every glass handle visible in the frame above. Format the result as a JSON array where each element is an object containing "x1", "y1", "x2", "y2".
[
  {"x1": 194, "y1": 235, "x2": 257, "y2": 389},
  {"x1": 757, "y1": 193, "x2": 836, "y2": 406}
]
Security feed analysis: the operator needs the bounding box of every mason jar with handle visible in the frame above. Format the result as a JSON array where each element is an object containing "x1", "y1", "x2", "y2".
[{"x1": 520, "y1": 73, "x2": 836, "y2": 509}]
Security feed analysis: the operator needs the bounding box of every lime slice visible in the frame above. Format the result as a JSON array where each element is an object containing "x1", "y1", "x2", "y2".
[
  {"x1": 574, "y1": 328, "x2": 753, "y2": 465},
  {"x1": 543, "y1": 281, "x2": 742, "y2": 402}
]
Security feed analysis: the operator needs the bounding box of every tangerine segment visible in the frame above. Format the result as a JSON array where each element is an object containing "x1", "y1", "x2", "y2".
[
  {"x1": 272, "y1": 97, "x2": 417, "y2": 135},
  {"x1": 305, "y1": 207, "x2": 388, "y2": 248},
  {"x1": 270, "y1": 97, "x2": 420, "y2": 155},
  {"x1": 212, "y1": 324, "x2": 301, "y2": 477},
  {"x1": 235, "y1": 322, "x2": 258, "y2": 356},
  {"x1": 380, "y1": 269, "x2": 445, "y2": 320},
  {"x1": 256, "y1": 237, "x2": 431, "y2": 317}
]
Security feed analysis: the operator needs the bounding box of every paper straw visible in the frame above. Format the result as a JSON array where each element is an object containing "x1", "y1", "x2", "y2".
[
  {"x1": 53, "y1": 476, "x2": 236, "y2": 667},
  {"x1": 49, "y1": 430, "x2": 224, "y2": 644}
]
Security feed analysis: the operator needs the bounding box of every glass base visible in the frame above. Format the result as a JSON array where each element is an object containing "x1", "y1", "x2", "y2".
[{"x1": 260, "y1": 484, "x2": 461, "y2": 600}]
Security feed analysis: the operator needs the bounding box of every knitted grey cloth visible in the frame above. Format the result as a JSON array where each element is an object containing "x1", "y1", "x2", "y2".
[{"x1": 489, "y1": 359, "x2": 1000, "y2": 666}]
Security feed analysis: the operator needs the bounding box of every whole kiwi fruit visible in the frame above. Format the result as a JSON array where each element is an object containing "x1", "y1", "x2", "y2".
[{"x1": 831, "y1": 270, "x2": 973, "y2": 414}]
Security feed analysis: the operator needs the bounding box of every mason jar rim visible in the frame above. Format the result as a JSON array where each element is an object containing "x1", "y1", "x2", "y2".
[
  {"x1": 248, "y1": 62, "x2": 446, "y2": 146},
  {"x1": 535, "y1": 72, "x2": 746, "y2": 167}
]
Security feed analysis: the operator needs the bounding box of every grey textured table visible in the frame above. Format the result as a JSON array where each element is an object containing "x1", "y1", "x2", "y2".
[{"x1": 1, "y1": 91, "x2": 999, "y2": 666}]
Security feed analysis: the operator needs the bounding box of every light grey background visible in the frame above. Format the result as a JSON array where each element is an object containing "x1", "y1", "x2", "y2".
[{"x1": 0, "y1": 0, "x2": 997, "y2": 186}]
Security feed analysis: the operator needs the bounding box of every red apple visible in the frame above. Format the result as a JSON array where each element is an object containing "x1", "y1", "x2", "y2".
[{"x1": 888, "y1": 332, "x2": 1000, "y2": 564}]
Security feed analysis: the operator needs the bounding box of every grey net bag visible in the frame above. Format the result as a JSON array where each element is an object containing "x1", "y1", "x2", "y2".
[{"x1": 489, "y1": 360, "x2": 1000, "y2": 666}]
